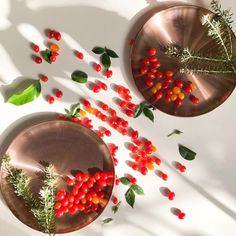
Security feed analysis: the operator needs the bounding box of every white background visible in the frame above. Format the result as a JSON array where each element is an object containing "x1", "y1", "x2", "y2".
[{"x1": 0, "y1": 0, "x2": 236, "y2": 236}]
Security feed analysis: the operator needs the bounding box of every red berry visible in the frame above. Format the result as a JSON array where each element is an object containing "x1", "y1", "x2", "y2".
[
  {"x1": 68, "y1": 194, "x2": 75, "y2": 203},
  {"x1": 55, "y1": 202, "x2": 62, "y2": 210},
  {"x1": 153, "y1": 156, "x2": 161, "y2": 165},
  {"x1": 123, "y1": 88, "x2": 130, "y2": 94},
  {"x1": 183, "y1": 84, "x2": 192, "y2": 93},
  {"x1": 167, "y1": 191, "x2": 175, "y2": 200},
  {"x1": 147, "y1": 72, "x2": 155, "y2": 79},
  {"x1": 67, "y1": 177, "x2": 75, "y2": 186},
  {"x1": 56, "y1": 190, "x2": 65, "y2": 200},
  {"x1": 131, "y1": 130, "x2": 139, "y2": 140},
  {"x1": 76, "y1": 51, "x2": 84, "y2": 60},
  {"x1": 115, "y1": 178, "x2": 120, "y2": 185},
  {"x1": 55, "y1": 90, "x2": 63, "y2": 98},
  {"x1": 131, "y1": 145, "x2": 138, "y2": 153},
  {"x1": 50, "y1": 55, "x2": 57, "y2": 62},
  {"x1": 134, "y1": 139, "x2": 142, "y2": 146},
  {"x1": 47, "y1": 96, "x2": 55, "y2": 104},
  {"x1": 149, "y1": 55, "x2": 158, "y2": 63},
  {"x1": 148, "y1": 47, "x2": 157, "y2": 56},
  {"x1": 131, "y1": 163, "x2": 139, "y2": 170},
  {"x1": 177, "y1": 211, "x2": 186, "y2": 220},
  {"x1": 174, "y1": 98, "x2": 183, "y2": 107},
  {"x1": 93, "y1": 84, "x2": 101, "y2": 93},
  {"x1": 95, "y1": 64, "x2": 102, "y2": 72},
  {"x1": 140, "y1": 166, "x2": 148, "y2": 175},
  {"x1": 129, "y1": 176, "x2": 137, "y2": 184},
  {"x1": 121, "y1": 128, "x2": 127, "y2": 135},
  {"x1": 174, "y1": 79, "x2": 183, "y2": 88},
  {"x1": 139, "y1": 66, "x2": 148, "y2": 75},
  {"x1": 161, "y1": 173, "x2": 168, "y2": 181},
  {"x1": 69, "y1": 205, "x2": 78, "y2": 215},
  {"x1": 51, "y1": 51, "x2": 59, "y2": 57},
  {"x1": 151, "y1": 61, "x2": 161, "y2": 69},
  {"x1": 141, "y1": 58, "x2": 150, "y2": 66},
  {"x1": 145, "y1": 78, "x2": 154, "y2": 87},
  {"x1": 190, "y1": 96, "x2": 199, "y2": 104},
  {"x1": 112, "y1": 196, "x2": 118, "y2": 205},
  {"x1": 117, "y1": 86, "x2": 124, "y2": 94},
  {"x1": 125, "y1": 109, "x2": 134, "y2": 117},
  {"x1": 121, "y1": 120, "x2": 128, "y2": 127},
  {"x1": 166, "y1": 70, "x2": 174, "y2": 77},
  {"x1": 101, "y1": 103, "x2": 109, "y2": 111},
  {"x1": 32, "y1": 44, "x2": 39, "y2": 53},
  {"x1": 100, "y1": 82, "x2": 107, "y2": 90},
  {"x1": 155, "y1": 71, "x2": 163, "y2": 79},
  {"x1": 40, "y1": 75, "x2": 48, "y2": 82},
  {"x1": 178, "y1": 164, "x2": 186, "y2": 172},
  {"x1": 105, "y1": 129, "x2": 111, "y2": 137},
  {"x1": 101, "y1": 114, "x2": 108, "y2": 121},
  {"x1": 61, "y1": 197, "x2": 69, "y2": 207},
  {"x1": 55, "y1": 209, "x2": 63, "y2": 218},
  {"x1": 110, "y1": 109, "x2": 117, "y2": 117},
  {"x1": 35, "y1": 56, "x2": 42, "y2": 64},
  {"x1": 155, "y1": 91, "x2": 163, "y2": 100},
  {"x1": 165, "y1": 94, "x2": 171, "y2": 102},
  {"x1": 119, "y1": 100, "x2": 127, "y2": 108},
  {"x1": 54, "y1": 31, "x2": 61, "y2": 41},
  {"x1": 47, "y1": 30, "x2": 55, "y2": 39},
  {"x1": 124, "y1": 94, "x2": 132, "y2": 102},
  {"x1": 83, "y1": 99, "x2": 91, "y2": 108},
  {"x1": 106, "y1": 70, "x2": 113, "y2": 78}
]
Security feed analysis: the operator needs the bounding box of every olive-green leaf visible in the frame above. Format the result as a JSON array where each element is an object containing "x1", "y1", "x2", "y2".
[
  {"x1": 105, "y1": 48, "x2": 119, "y2": 58},
  {"x1": 71, "y1": 70, "x2": 88, "y2": 83},
  {"x1": 92, "y1": 47, "x2": 105, "y2": 54},
  {"x1": 125, "y1": 188, "x2": 135, "y2": 208},
  {"x1": 131, "y1": 184, "x2": 144, "y2": 195},
  {"x1": 178, "y1": 144, "x2": 196, "y2": 161},
  {"x1": 101, "y1": 53, "x2": 111, "y2": 69},
  {"x1": 134, "y1": 104, "x2": 143, "y2": 118},
  {"x1": 112, "y1": 201, "x2": 121, "y2": 214},
  {"x1": 102, "y1": 218, "x2": 113, "y2": 225},
  {"x1": 119, "y1": 177, "x2": 131, "y2": 186},
  {"x1": 41, "y1": 49, "x2": 51, "y2": 64},
  {"x1": 143, "y1": 107, "x2": 154, "y2": 122},
  {"x1": 7, "y1": 81, "x2": 41, "y2": 106}
]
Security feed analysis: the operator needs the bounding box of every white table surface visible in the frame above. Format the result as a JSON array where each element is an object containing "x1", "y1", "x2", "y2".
[{"x1": 0, "y1": 0, "x2": 236, "y2": 235}]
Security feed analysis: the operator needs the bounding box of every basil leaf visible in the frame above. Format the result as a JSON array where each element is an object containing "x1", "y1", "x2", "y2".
[
  {"x1": 143, "y1": 107, "x2": 154, "y2": 122},
  {"x1": 105, "y1": 48, "x2": 119, "y2": 58},
  {"x1": 125, "y1": 188, "x2": 135, "y2": 208},
  {"x1": 70, "y1": 103, "x2": 81, "y2": 116},
  {"x1": 92, "y1": 47, "x2": 105, "y2": 54},
  {"x1": 102, "y1": 218, "x2": 113, "y2": 225},
  {"x1": 71, "y1": 70, "x2": 88, "y2": 83},
  {"x1": 131, "y1": 184, "x2": 144, "y2": 195},
  {"x1": 101, "y1": 53, "x2": 111, "y2": 69},
  {"x1": 7, "y1": 81, "x2": 41, "y2": 106},
  {"x1": 112, "y1": 201, "x2": 121, "y2": 214},
  {"x1": 41, "y1": 49, "x2": 51, "y2": 64},
  {"x1": 119, "y1": 177, "x2": 131, "y2": 186},
  {"x1": 134, "y1": 104, "x2": 143, "y2": 118},
  {"x1": 178, "y1": 144, "x2": 196, "y2": 161}
]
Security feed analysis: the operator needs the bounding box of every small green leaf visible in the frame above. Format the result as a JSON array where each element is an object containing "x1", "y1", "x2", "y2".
[
  {"x1": 134, "y1": 104, "x2": 143, "y2": 118},
  {"x1": 119, "y1": 177, "x2": 131, "y2": 186},
  {"x1": 112, "y1": 201, "x2": 121, "y2": 214},
  {"x1": 41, "y1": 49, "x2": 51, "y2": 64},
  {"x1": 71, "y1": 70, "x2": 88, "y2": 83},
  {"x1": 143, "y1": 107, "x2": 154, "y2": 122},
  {"x1": 101, "y1": 53, "x2": 111, "y2": 69},
  {"x1": 178, "y1": 144, "x2": 196, "y2": 161},
  {"x1": 102, "y1": 218, "x2": 113, "y2": 225},
  {"x1": 70, "y1": 103, "x2": 81, "y2": 116},
  {"x1": 105, "y1": 48, "x2": 119, "y2": 58},
  {"x1": 125, "y1": 188, "x2": 135, "y2": 208},
  {"x1": 7, "y1": 81, "x2": 41, "y2": 106},
  {"x1": 131, "y1": 184, "x2": 144, "y2": 195},
  {"x1": 167, "y1": 129, "x2": 183, "y2": 137},
  {"x1": 92, "y1": 47, "x2": 105, "y2": 54}
]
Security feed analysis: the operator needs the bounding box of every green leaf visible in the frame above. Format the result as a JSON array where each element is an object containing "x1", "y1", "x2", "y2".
[
  {"x1": 41, "y1": 49, "x2": 51, "y2": 64},
  {"x1": 178, "y1": 144, "x2": 196, "y2": 161},
  {"x1": 70, "y1": 103, "x2": 80, "y2": 116},
  {"x1": 131, "y1": 184, "x2": 144, "y2": 195},
  {"x1": 101, "y1": 53, "x2": 111, "y2": 69},
  {"x1": 7, "y1": 81, "x2": 41, "y2": 106},
  {"x1": 105, "y1": 48, "x2": 119, "y2": 58},
  {"x1": 92, "y1": 47, "x2": 105, "y2": 54},
  {"x1": 102, "y1": 218, "x2": 113, "y2": 225},
  {"x1": 134, "y1": 104, "x2": 143, "y2": 118},
  {"x1": 71, "y1": 70, "x2": 88, "y2": 83},
  {"x1": 112, "y1": 201, "x2": 121, "y2": 214},
  {"x1": 119, "y1": 177, "x2": 131, "y2": 186},
  {"x1": 143, "y1": 107, "x2": 154, "y2": 122},
  {"x1": 125, "y1": 188, "x2": 135, "y2": 208},
  {"x1": 167, "y1": 129, "x2": 183, "y2": 137}
]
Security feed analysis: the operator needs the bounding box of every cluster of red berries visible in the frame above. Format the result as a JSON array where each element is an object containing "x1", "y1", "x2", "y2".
[
  {"x1": 93, "y1": 64, "x2": 113, "y2": 79},
  {"x1": 137, "y1": 47, "x2": 200, "y2": 108},
  {"x1": 92, "y1": 81, "x2": 108, "y2": 93},
  {"x1": 55, "y1": 170, "x2": 114, "y2": 218},
  {"x1": 47, "y1": 29, "x2": 61, "y2": 41},
  {"x1": 47, "y1": 89, "x2": 63, "y2": 104}
]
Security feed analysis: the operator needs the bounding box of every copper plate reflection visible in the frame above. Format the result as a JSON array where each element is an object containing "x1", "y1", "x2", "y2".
[
  {"x1": 0, "y1": 120, "x2": 114, "y2": 233},
  {"x1": 131, "y1": 5, "x2": 236, "y2": 117}
]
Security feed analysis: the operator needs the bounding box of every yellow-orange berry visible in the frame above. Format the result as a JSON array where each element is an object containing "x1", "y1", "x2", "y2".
[
  {"x1": 147, "y1": 163, "x2": 154, "y2": 170},
  {"x1": 92, "y1": 196, "x2": 99, "y2": 204},
  {"x1": 50, "y1": 43, "x2": 60, "y2": 52},
  {"x1": 178, "y1": 92, "x2": 185, "y2": 100},
  {"x1": 190, "y1": 82, "x2": 197, "y2": 90},
  {"x1": 151, "y1": 145, "x2": 157, "y2": 152},
  {"x1": 172, "y1": 86, "x2": 181, "y2": 95},
  {"x1": 154, "y1": 82, "x2": 162, "y2": 90},
  {"x1": 79, "y1": 109, "x2": 86, "y2": 116},
  {"x1": 171, "y1": 94, "x2": 177, "y2": 101}
]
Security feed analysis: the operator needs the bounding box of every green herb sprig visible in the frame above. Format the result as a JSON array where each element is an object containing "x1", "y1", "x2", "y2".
[{"x1": 134, "y1": 102, "x2": 155, "y2": 122}]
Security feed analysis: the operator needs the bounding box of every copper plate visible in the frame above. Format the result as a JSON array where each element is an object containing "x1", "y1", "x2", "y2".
[
  {"x1": 131, "y1": 5, "x2": 236, "y2": 117},
  {"x1": 0, "y1": 120, "x2": 114, "y2": 233}
]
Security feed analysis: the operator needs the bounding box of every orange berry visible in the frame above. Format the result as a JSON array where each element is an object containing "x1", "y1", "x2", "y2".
[
  {"x1": 147, "y1": 162, "x2": 154, "y2": 170},
  {"x1": 151, "y1": 145, "x2": 157, "y2": 152},
  {"x1": 150, "y1": 87, "x2": 157, "y2": 94},
  {"x1": 178, "y1": 92, "x2": 185, "y2": 100},
  {"x1": 172, "y1": 86, "x2": 181, "y2": 95},
  {"x1": 92, "y1": 196, "x2": 99, "y2": 204},
  {"x1": 154, "y1": 82, "x2": 162, "y2": 90},
  {"x1": 50, "y1": 43, "x2": 60, "y2": 52},
  {"x1": 171, "y1": 94, "x2": 177, "y2": 101},
  {"x1": 79, "y1": 109, "x2": 86, "y2": 116},
  {"x1": 190, "y1": 82, "x2": 197, "y2": 90}
]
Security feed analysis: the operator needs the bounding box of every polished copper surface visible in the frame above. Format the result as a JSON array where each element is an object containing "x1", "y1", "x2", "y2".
[
  {"x1": 0, "y1": 120, "x2": 114, "y2": 233},
  {"x1": 131, "y1": 5, "x2": 236, "y2": 117}
]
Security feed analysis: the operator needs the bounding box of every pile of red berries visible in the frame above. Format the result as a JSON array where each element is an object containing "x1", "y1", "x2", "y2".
[
  {"x1": 137, "y1": 47, "x2": 200, "y2": 108},
  {"x1": 55, "y1": 170, "x2": 114, "y2": 218}
]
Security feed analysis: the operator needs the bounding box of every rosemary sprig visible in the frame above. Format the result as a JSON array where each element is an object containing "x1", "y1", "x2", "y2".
[
  {"x1": 31, "y1": 164, "x2": 57, "y2": 235},
  {"x1": 2, "y1": 155, "x2": 38, "y2": 208}
]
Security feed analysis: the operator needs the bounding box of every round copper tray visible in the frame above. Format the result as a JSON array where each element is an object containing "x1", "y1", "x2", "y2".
[
  {"x1": 131, "y1": 5, "x2": 236, "y2": 117},
  {"x1": 0, "y1": 119, "x2": 114, "y2": 233}
]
